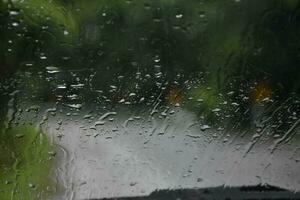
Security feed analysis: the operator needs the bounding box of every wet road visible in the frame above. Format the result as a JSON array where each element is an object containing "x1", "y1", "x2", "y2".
[{"x1": 18, "y1": 104, "x2": 300, "y2": 199}]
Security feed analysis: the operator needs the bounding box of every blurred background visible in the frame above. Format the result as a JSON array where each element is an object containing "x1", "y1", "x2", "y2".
[{"x1": 0, "y1": 0, "x2": 300, "y2": 199}]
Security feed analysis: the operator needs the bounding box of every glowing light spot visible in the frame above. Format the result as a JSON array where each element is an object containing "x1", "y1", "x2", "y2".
[
  {"x1": 166, "y1": 87, "x2": 183, "y2": 105},
  {"x1": 250, "y1": 82, "x2": 272, "y2": 104}
]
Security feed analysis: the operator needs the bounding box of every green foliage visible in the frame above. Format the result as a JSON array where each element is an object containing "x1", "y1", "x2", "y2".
[
  {"x1": 11, "y1": 0, "x2": 78, "y2": 40},
  {"x1": 0, "y1": 126, "x2": 54, "y2": 200},
  {"x1": 0, "y1": 0, "x2": 299, "y2": 112}
]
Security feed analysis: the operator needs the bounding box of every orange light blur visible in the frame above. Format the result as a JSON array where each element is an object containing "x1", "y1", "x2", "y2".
[
  {"x1": 250, "y1": 82, "x2": 272, "y2": 104},
  {"x1": 166, "y1": 87, "x2": 183, "y2": 105}
]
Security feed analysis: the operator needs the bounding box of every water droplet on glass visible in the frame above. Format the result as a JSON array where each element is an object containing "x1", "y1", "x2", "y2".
[
  {"x1": 12, "y1": 22, "x2": 19, "y2": 27},
  {"x1": 176, "y1": 14, "x2": 183, "y2": 19},
  {"x1": 67, "y1": 104, "x2": 82, "y2": 109},
  {"x1": 46, "y1": 66, "x2": 60, "y2": 74},
  {"x1": 9, "y1": 11, "x2": 19, "y2": 16},
  {"x1": 200, "y1": 125, "x2": 211, "y2": 131}
]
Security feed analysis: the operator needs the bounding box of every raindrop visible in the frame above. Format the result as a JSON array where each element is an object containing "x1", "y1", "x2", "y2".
[
  {"x1": 67, "y1": 104, "x2": 82, "y2": 109},
  {"x1": 176, "y1": 14, "x2": 183, "y2": 19},
  {"x1": 28, "y1": 183, "x2": 36, "y2": 189},
  {"x1": 95, "y1": 121, "x2": 105, "y2": 126},
  {"x1": 130, "y1": 182, "x2": 137, "y2": 187},
  {"x1": 70, "y1": 83, "x2": 84, "y2": 89},
  {"x1": 12, "y1": 22, "x2": 19, "y2": 27},
  {"x1": 200, "y1": 125, "x2": 210, "y2": 131},
  {"x1": 57, "y1": 84, "x2": 67, "y2": 89},
  {"x1": 212, "y1": 108, "x2": 221, "y2": 113},
  {"x1": 129, "y1": 93, "x2": 136, "y2": 97},
  {"x1": 83, "y1": 114, "x2": 93, "y2": 119},
  {"x1": 197, "y1": 178, "x2": 203, "y2": 182},
  {"x1": 99, "y1": 112, "x2": 117, "y2": 121},
  {"x1": 46, "y1": 66, "x2": 60, "y2": 74},
  {"x1": 9, "y1": 11, "x2": 19, "y2": 16}
]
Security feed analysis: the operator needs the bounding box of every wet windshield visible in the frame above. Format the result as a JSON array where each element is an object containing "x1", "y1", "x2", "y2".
[{"x1": 0, "y1": 0, "x2": 299, "y2": 199}]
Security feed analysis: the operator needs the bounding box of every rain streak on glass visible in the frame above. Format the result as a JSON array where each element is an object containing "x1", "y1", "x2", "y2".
[{"x1": 0, "y1": 0, "x2": 299, "y2": 199}]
